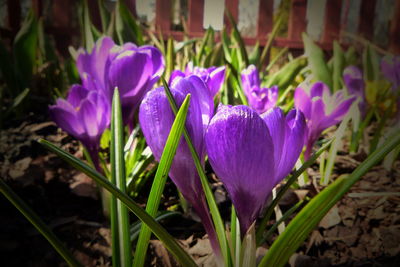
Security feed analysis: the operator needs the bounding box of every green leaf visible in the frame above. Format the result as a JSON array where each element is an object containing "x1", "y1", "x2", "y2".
[
  {"x1": 363, "y1": 43, "x2": 379, "y2": 82},
  {"x1": 256, "y1": 139, "x2": 333, "y2": 244},
  {"x1": 162, "y1": 77, "x2": 232, "y2": 266},
  {"x1": 302, "y1": 33, "x2": 332, "y2": 89},
  {"x1": 130, "y1": 211, "x2": 181, "y2": 241},
  {"x1": 249, "y1": 41, "x2": 260, "y2": 66},
  {"x1": 258, "y1": 131, "x2": 400, "y2": 267},
  {"x1": 0, "y1": 179, "x2": 82, "y2": 267},
  {"x1": 240, "y1": 223, "x2": 256, "y2": 267},
  {"x1": 321, "y1": 114, "x2": 351, "y2": 185},
  {"x1": 265, "y1": 56, "x2": 307, "y2": 91},
  {"x1": 6, "y1": 88, "x2": 30, "y2": 114},
  {"x1": 259, "y1": 16, "x2": 283, "y2": 70},
  {"x1": 111, "y1": 89, "x2": 132, "y2": 267},
  {"x1": 332, "y1": 41, "x2": 345, "y2": 92},
  {"x1": 262, "y1": 199, "x2": 305, "y2": 242},
  {"x1": 344, "y1": 46, "x2": 357, "y2": 66},
  {"x1": 39, "y1": 139, "x2": 197, "y2": 267},
  {"x1": 165, "y1": 38, "x2": 175, "y2": 79},
  {"x1": 97, "y1": 0, "x2": 110, "y2": 33},
  {"x1": 0, "y1": 40, "x2": 17, "y2": 93},
  {"x1": 81, "y1": 0, "x2": 94, "y2": 51},
  {"x1": 13, "y1": 8, "x2": 38, "y2": 91},
  {"x1": 225, "y1": 9, "x2": 249, "y2": 67},
  {"x1": 196, "y1": 27, "x2": 213, "y2": 65},
  {"x1": 133, "y1": 94, "x2": 191, "y2": 267},
  {"x1": 115, "y1": 0, "x2": 144, "y2": 45},
  {"x1": 265, "y1": 47, "x2": 288, "y2": 73}
]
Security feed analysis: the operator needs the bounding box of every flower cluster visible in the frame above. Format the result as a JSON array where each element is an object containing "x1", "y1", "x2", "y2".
[{"x1": 50, "y1": 37, "x2": 164, "y2": 168}]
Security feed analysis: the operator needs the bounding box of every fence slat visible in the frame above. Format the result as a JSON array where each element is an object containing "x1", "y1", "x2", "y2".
[
  {"x1": 257, "y1": 0, "x2": 274, "y2": 37},
  {"x1": 288, "y1": 0, "x2": 307, "y2": 42},
  {"x1": 389, "y1": 0, "x2": 400, "y2": 53},
  {"x1": 322, "y1": 0, "x2": 342, "y2": 45},
  {"x1": 188, "y1": 0, "x2": 204, "y2": 33},
  {"x1": 156, "y1": 0, "x2": 172, "y2": 32},
  {"x1": 358, "y1": 0, "x2": 376, "y2": 41}
]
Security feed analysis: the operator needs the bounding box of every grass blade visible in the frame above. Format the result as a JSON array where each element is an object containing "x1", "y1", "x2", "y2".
[
  {"x1": 302, "y1": 33, "x2": 332, "y2": 89},
  {"x1": 0, "y1": 179, "x2": 82, "y2": 267},
  {"x1": 162, "y1": 77, "x2": 232, "y2": 266},
  {"x1": 133, "y1": 94, "x2": 191, "y2": 267},
  {"x1": 225, "y1": 9, "x2": 249, "y2": 67},
  {"x1": 256, "y1": 139, "x2": 333, "y2": 245},
  {"x1": 258, "y1": 131, "x2": 400, "y2": 267},
  {"x1": 259, "y1": 16, "x2": 283, "y2": 70},
  {"x1": 130, "y1": 211, "x2": 181, "y2": 241},
  {"x1": 261, "y1": 199, "x2": 305, "y2": 243},
  {"x1": 38, "y1": 139, "x2": 197, "y2": 267},
  {"x1": 332, "y1": 41, "x2": 344, "y2": 92},
  {"x1": 111, "y1": 89, "x2": 132, "y2": 267},
  {"x1": 265, "y1": 56, "x2": 307, "y2": 91},
  {"x1": 321, "y1": 114, "x2": 351, "y2": 185}
]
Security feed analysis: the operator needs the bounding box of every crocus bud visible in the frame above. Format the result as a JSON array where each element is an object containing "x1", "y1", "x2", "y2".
[
  {"x1": 241, "y1": 65, "x2": 278, "y2": 114},
  {"x1": 205, "y1": 105, "x2": 306, "y2": 234}
]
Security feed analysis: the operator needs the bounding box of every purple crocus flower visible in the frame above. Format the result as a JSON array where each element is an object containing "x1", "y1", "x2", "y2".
[
  {"x1": 205, "y1": 105, "x2": 306, "y2": 234},
  {"x1": 77, "y1": 37, "x2": 165, "y2": 125},
  {"x1": 381, "y1": 55, "x2": 400, "y2": 89},
  {"x1": 169, "y1": 62, "x2": 225, "y2": 97},
  {"x1": 241, "y1": 65, "x2": 278, "y2": 114},
  {"x1": 294, "y1": 82, "x2": 356, "y2": 159},
  {"x1": 49, "y1": 84, "x2": 110, "y2": 170},
  {"x1": 343, "y1": 66, "x2": 366, "y2": 115},
  {"x1": 139, "y1": 75, "x2": 220, "y2": 256}
]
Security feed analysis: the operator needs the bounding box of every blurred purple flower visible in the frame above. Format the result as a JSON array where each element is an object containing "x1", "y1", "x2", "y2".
[
  {"x1": 381, "y1": 55, "x2": 400, "y2": 89},
  {"x1": 169, "y1": 62, "x2": 225, "y2": 97},
  {"x1": 294, "y1": 82, "x2": 356, "y2": 159},
  {"x1": 343, "y1": 66, "x2": 366, "y2": 115},
  {"x1": 241, "y1": 65, "x2": 278, "y2": 114},
  {"x1": 77, "y1": 37, "x2": 165, "y2": 125},
  {"x1": 49, "y1": 84, "x2": 110, "y2": 170},
  {"x1": 205, "y1": 105, "x2": 306, "y2": 234},
  {"x1": 139, "y1": 75, "x2": 220, "y2": 255}
]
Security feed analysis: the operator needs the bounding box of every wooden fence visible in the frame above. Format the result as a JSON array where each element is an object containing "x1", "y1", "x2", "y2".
[{"x1": 2, "y1": 0, "x2": 400, "y2": 54}]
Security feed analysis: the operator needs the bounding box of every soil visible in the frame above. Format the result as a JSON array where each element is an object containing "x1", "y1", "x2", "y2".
[{"x1": 1, "y1": 110, "x2": 399, "y2": 267}]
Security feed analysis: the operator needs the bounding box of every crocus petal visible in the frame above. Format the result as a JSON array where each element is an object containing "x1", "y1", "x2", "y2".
[
  {"x1": 207, "y1": 66, "x2": 225, "y2": 96},
  {"x1": 76, "y1": 37, "x2": 115, "y2": 89},
  {"x1": 67, "y1": 85, "x2": 89, "y2": 108},
  {"x1": 310, "y1": 82, "x2": 330, "y2": 98},
  {"x1": 343, "y1": 66, "x2": 364, "y2": 96},
  {"x1": 169, "y1": 70, "x2": 186, "y2": 85},
  {"x1": 294, "y1": 87, "x2": 312, "y2": 119},
  {"x1": 49, "y1": 103, "x2": 84, "y2": 139},
  {"x1": 275, "y1": 109, "x2": 306, "y2": 181},
  {"x1": 205, "y1": 105, "x2": 274, "y2": 233},
  {"x1": 262, "y1": 108, "x2": 306, "y2": 183},
  {"x1": 108, "y1": 50, "x2": 151, "y2": 98},
  {"x1": 262, "y1": 107, "x2": 285, "y2": 166},
  {"x1": 139, "y1": 45, "x2": 165, "y2": 77},
  {"x1": 322, "y1": 95, "x2": 356, "y2": 129},
  {"x1": 241, "y1": 65, "x2": 260, "y2": 95},
  {"x1": 79, "y1": 98, "x2": 100, "y2": 140},
  {"x1": 381, "y1": 56, "x2": 400, "y2": 88},
  {"x1": 174, "y1": 75, "x2": 214, "y2": 132}
]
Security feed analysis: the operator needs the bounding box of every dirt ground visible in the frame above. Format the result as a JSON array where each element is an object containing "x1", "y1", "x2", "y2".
[{"x1": 1, "y1": 111, "x2": 399, "y2": 267}]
